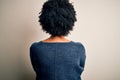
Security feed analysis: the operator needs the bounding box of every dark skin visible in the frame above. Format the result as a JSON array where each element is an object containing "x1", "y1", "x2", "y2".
[{"x1": 42, "y1": 35, "x2": 71, "y2": 42}]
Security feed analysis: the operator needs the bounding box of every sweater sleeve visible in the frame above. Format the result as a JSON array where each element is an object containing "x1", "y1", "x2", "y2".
[
  {"x1": 80, "y1": 46, "x2": 86, "y2": 69},
  {"x1": 29, "y1": 42, "x2": 38, "y2": 72},
  {"x1": 78, "y1": 42, "x2": 86, "y2": 69}
]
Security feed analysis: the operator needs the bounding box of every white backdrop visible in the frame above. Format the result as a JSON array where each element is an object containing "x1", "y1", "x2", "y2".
[{"x1": 0, "y1": 0, "x2": 120, "y2": 80}]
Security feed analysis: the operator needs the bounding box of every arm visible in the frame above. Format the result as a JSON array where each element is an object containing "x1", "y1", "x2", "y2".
[
  {"x1": 29, "y1": 43, "x2": 37, "y2": 72},
  {"x1": 78, "y1": 42, "x2": 86, "y2": 69}
]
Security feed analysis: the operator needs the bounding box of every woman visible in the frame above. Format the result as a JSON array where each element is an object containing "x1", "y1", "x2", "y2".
[{"x1": 30, "y1": 0, "x2": 86, "y2": 80}]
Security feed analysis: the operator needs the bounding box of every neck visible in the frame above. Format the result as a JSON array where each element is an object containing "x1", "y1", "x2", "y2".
[
  {"x1": 44, "y1": 35, "x2": 70, "y2": 42},
  {"x1": 50, "y1": 35, "x2": 65, "y2": 38}
]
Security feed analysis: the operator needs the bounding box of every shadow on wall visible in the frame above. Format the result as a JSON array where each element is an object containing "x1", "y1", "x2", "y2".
[
  {"x1": 0, "y1": 23, "x2": 38, "y2": 80},
  {"x1": 0, "y1": 0, "x2": 44, "y2": 80}
]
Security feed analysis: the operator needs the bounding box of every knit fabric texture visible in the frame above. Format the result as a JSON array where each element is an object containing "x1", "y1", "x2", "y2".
[{"x1": 30, "y1": 41, "x2": 86, "y2": 80}]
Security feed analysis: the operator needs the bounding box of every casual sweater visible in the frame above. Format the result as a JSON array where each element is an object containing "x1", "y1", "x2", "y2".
[{"x1": 30, "y1": 41, "x2": 86, "y2": 80}]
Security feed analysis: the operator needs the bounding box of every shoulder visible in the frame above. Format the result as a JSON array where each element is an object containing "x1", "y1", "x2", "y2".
[
  {"x1": 30, "y1": 41, "x2": 46, "y2": 51},
  {"x1": 29, "y1": 41, "x2": 39, "y2": 51},
  {"x1": 73, "y1": 41, "x2": 86, "y2": 55},
  {"x1": 73, "y1": 41, "x2": 85, "y2": 49}
]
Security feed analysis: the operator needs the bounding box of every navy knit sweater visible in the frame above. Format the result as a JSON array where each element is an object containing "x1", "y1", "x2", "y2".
[{"x1": 30, "y1": 41, "x2": 86, "y2": 80}]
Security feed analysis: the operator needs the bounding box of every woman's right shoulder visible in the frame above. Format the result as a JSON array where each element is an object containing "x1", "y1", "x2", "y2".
[
  {"x1": 72, "y1": 41, "x2": 85, "y2": 51},
  {"x1": 72, "y1": 41, "x2": 84, "y2": 47}
]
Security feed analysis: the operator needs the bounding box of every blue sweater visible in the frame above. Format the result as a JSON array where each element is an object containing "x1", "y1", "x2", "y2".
[{"x1": 30, "y1": 41, "x2": 86, "y2": 80}]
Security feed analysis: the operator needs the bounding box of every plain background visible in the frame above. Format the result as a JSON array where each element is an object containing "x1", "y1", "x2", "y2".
[{"x1": 0, "y1": 0, "x2": 120, "y2": 80}]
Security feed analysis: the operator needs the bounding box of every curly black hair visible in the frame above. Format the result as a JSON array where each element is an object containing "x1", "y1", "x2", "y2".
[{"x1": 38, "y1": 0, "x2": 77, "y2": 36}]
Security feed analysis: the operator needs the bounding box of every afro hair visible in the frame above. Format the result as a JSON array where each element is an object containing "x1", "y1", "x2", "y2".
[{"x1": 38, "y1": 0, "x2": 77, "y2": 36}]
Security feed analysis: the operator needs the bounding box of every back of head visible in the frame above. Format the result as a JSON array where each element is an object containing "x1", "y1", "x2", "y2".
[
  {"x1": 48, "y1": 0, "x2": 69, "y2": 4},
  {"x1": 49, "y1": 0, "x2": 68, "y2": 1},
  {"x1": 38, "y1": 0, "x2": 77, "y2": 36}
]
